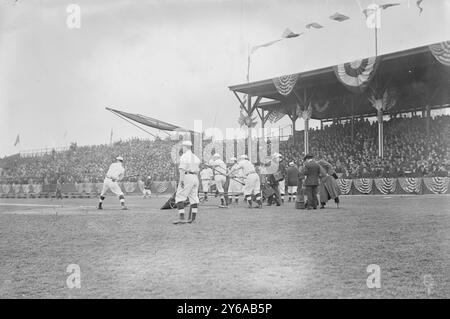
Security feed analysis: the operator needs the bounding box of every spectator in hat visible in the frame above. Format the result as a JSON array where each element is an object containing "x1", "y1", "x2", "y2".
[
  {"x1": 286, "y1": 161, "x2": 300, "y2": 202},
  {"x1": 301, "y1": 154, "x2": 321, "y2": 210}
]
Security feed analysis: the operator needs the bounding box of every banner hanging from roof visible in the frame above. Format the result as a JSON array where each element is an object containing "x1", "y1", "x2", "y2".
[
  {"x1": 429, "y1": 41, "x2": 450, "y2": 66},
  {"x1": 333, "y1": 57, "x2": 379, "y2": 94},
  {"x1": 272, "y1": 74, "x2": 299, "y2": 96}
]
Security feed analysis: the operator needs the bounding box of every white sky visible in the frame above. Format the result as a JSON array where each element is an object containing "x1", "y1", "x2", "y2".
[{"x1": 0, "y1": 0, "x2": 449, "y2": 157}]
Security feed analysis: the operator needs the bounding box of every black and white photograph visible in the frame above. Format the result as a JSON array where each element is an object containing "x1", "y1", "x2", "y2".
[{"x1": 0, "y1": 0, "x2": 449, "y2": 303}]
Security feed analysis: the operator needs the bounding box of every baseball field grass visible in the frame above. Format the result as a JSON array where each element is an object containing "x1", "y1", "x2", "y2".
[{"x1": 0, "y1": 194, "x2": 449, "y2": 298}]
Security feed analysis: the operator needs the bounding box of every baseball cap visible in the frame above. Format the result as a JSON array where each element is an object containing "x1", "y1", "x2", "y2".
[{"x1": 116, "y1": 156, "x2": 124, "y2": 162}]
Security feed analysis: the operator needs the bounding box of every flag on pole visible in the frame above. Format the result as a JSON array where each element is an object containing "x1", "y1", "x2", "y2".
[
  {"x1": 416, "y1": 0, "x2": 424, "y2": 14},
  {"x1": 14, "y1": 134, "x2": 20, "y2": 146}
]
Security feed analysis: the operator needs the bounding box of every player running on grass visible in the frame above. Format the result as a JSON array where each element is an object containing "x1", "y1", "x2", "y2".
[{"x1": 98, "y1": 156, "x2": 128, "y2": 210}]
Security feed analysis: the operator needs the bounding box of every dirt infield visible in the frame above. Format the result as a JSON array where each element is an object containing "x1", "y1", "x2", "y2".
[{"x1": 0, "y1": 195, "x2": 449, "y2": 298}]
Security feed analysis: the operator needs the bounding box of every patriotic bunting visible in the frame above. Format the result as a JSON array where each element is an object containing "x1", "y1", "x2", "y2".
[
  {"x1": 13, "y1": 184, "x2": 21, "y2": 194},
  {"x1": 267, "y1": 110, "x2": 286, "y2": 123},
  {"x1": 1, "y1": 184, "x2": 10, "y2": 193},
  {"x1": 313, "y1": 101, "x2": 330, "y2": 113},
  {"x1": 123, "y1": 182, "x2": 136, "y2": 193},
  {"x1": 272, "y1": 73, "x2": 299, "y2": 96},
  {"x1": 429, "y1": 41, "x2": 450, "y2": 67},
  {"x1": 354, "y1": 178, "x2": 373, "y2": 194},
  {"x1": 374, "y1": 178, "x2": 397, "y2": 194},
  {"x1": 95, "y1": 183, "x2": 103, "y2": 193},
  {"x1": 32, "y1": 184, "x2": 42, "y2": 194},
  {"x1": 156, "y1": 181, "x2": 170, "y2": 193},
  {"x1": 423, "y1": 177, "x2": 449, "y2": 194},
  {"x1": 398, "y1": 178, "x2": 422, "y2": 194},
  {"x1": 336, "y1": 179, "x2": 352, "y2": 195},
  {"x1": 333, "y1": 57, "x2": 379, "y2": 93},
  {"x1": 22, "y1": 184, "x2": 30, "y2": 194},
  {"x1": 0, "y1": 178, "x2": 448, "y2": 198}
]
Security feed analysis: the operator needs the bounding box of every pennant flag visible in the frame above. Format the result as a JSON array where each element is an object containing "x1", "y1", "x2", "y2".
[
  {"x1": 362, "y1": 3, "x2": 400, "y2": 17},
  {"x1": 416, "y1": 0, "x2": 424, "y2": 14},
  {"x1": 305, "y1": 23, "x2": 323, "y2": 29},
  {"x1": 251, "y1": 39, "x2": 283, "y2": 54},
  {"x1": 251, "y1": 28, "x2": 301, "y2": 54},
  {"x1": 106, "y1": 107, "x2": 190, "y2": 132},
  {"x1": 281, "y1": 28, "x2": 301, "y2": 38},
  {"x1": 13, "y1": 134, "x2": 20, "y2": 146},
  {"x1": 329, "y1": 12, "x2": 350, "y2": 22},
  {"x1": 379, "y1": 3, "x2": 400, "y2": 9}
]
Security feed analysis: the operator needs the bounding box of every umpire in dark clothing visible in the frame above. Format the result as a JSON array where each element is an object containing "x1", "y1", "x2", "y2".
[{"x1": 301, "y1": 154, "x2": 321, "y2": 209}]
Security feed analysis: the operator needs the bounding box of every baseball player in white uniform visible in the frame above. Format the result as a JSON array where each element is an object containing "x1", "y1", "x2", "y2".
[
  {"x1": 210, "y1": 153, "x2": 228, "y2": 207},
  {"x1": 174, "y1": 140, "x2": 201, "y2": 225},
  {"x1": 228, "y1": 154, "x2": 262, "y2": 209},
  {"x1": 98, "y1": 156, "x2": 127, "y2": 210},
  {"x1": 199, "y1": 164, "x2": 213, "y2": 201},
  {"x1": 227, "y1": 157, "x2": 244, "y2": 204}
]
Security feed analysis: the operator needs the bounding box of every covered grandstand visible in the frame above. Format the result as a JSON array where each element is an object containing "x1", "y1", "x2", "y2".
[{"x1": 229, "y1": 41, "x2": 450, "y2": 157}]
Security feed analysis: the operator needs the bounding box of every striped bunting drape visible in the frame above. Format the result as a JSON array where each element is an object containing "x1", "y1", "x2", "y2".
[
  {"x1": 353, "y1": 178, "x2": 373, "y2": 194},
  {"x1": 272, "y1": 74, "x2": 299, "y2": 96},
  {"x1": 374, "y1": 178, "x2": 396, "y2": 194},
  {"x1": 423, "y1": 177, "x2": 449, "y2": 194},
  {"x1": 398, "y1": 178, "x2": 422, "y2": 194},
  {"x1": 333, "y1": 57, "x2": 379, "y2": 93},
  {"x1": 429, "y1": 41, "x2": 450, "y2": 66}
]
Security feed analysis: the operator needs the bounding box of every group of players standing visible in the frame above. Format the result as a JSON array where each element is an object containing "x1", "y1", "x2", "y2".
[{"x1": 97, "y1": 140, "x2": 341, "y2": 225}]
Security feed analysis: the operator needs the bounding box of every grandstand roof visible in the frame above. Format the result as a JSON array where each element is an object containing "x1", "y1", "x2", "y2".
[{"x1": 229, "y1": 41, "x2": 450, "y2": 121}]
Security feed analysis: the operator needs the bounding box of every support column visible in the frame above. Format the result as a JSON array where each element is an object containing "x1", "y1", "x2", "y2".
[
  {"x1": 426, "y1": 104, "x2": 431, "y2": 137},
  {"x1": 351, "y1": 115, "x2": 355, "y2": 142},
  {"x1": 304, "y1": 117, "x2": 309, "y2": 155},
  {"x1": 377, "y1": 109, "x2": 383, "y2": 158},
  {"x1": 247, "y1": 95, "x2": 253, "y2": 162}
]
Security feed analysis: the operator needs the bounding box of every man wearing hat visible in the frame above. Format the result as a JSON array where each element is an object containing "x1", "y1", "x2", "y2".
[
  {"x1": 98, "y1": 156, "x2": 128, "y2": 210},
  {"x1": 273, "y1": 153, "x2": 286, "y2": 204},
  {"x1": 286, "y1": 161, "x2": 300, "y2": 202},
  {"x1": 210, "y1": 153, "x2": 228, "y2": 207},
  {"x1": 227, "y1": 157, "x2": 244, "y2": 204},
  {"x1": 174, "y1": 140, "x2": 201, "y2": 224},
  {"x1": 228, "y1": 154, "x2": 262, "y2": 208},
  {"x1": 199, "y1": 163, "x2": 213, "y2": 201},
  {"x1": 301, "y1": 154, "x2": 321, "y2": 210}
]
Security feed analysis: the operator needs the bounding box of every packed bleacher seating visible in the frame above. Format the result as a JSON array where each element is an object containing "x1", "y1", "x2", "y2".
[
  {"x1": 0, "y1": 115, "x2": 448, "y2": 184},
  {"x1": 0, "y1": 138, "x2": 178, "y2": 184},
  {"x1": 280, "y1": 115, "x2": 449, "y2": 178}
]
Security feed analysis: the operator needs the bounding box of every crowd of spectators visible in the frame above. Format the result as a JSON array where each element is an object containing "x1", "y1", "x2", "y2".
[
  {"x1": 1, "y1": 115, "x2": 448, "y2": 184},
  {"x1": 280, "y1": 115, "x2": 449, "y2": 178},
  {"x1": 0, "y1": 138, "x2": 178, "y2": 184}
]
